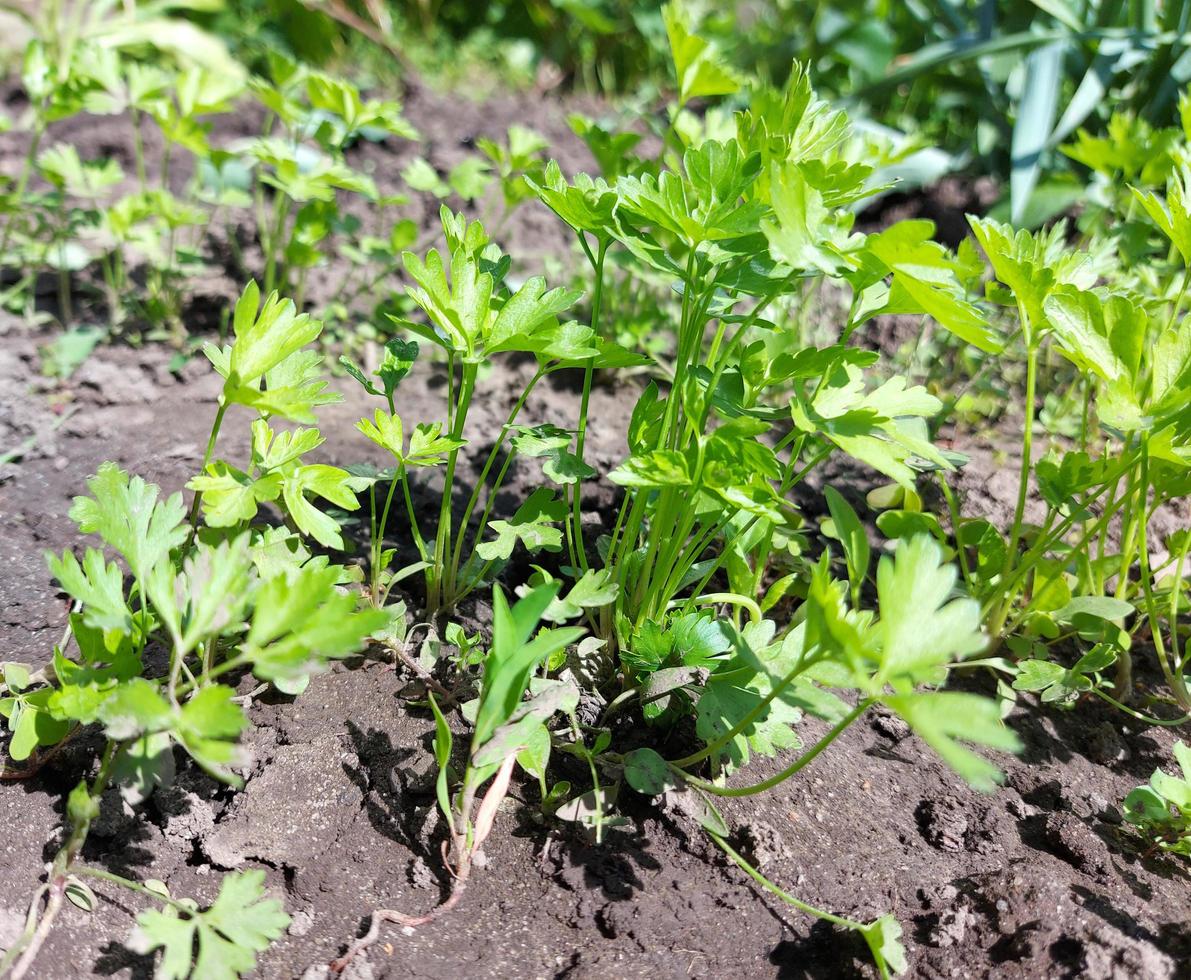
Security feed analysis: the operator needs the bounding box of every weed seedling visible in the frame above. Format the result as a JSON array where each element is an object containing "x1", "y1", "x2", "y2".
[{"x1": 331, "y1": 583, "x2": 582, "y2": 972}]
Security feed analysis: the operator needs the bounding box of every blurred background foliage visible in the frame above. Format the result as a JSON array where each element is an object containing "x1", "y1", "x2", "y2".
[{"x1": 4, "y1": 1, "x2": 1187, "y2": 222}]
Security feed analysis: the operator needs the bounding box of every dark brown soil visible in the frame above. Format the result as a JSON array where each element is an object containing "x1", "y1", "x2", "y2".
[{"x1": 1, "y1": 85, "x2": 1188, "y2": 980}]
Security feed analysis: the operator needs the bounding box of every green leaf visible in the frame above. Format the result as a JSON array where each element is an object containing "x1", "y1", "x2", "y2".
[
  {"x1": 541, "y1": 569, "x2": 618, "y2": 623},
  {"x1": 608, "y1": 450, "x2": 692, "y2": 488},
  {"x1": 46, "y1": 548, "x2": 132, "y2": 633},
  {"x1": 663, "y1": 1, "x2": 742, "y2": 105},
  {"x1": 176, "y1": 685, "x2": 249, "y2": 782},
  {"x1": 402, "y1": 157, "x2": 448, "y2": 197},
  {"x1": 472, "y1": 584, "x2": 584, "y2": 753},
  {"x1": 761, "y1": 162, "x2": 838, "y2": 273},
  {"x1": 8, "y1": 692, "x2": 71, "y2": 761},
  {"x1": 790, "y1": 368, "x2": 949, "y2": 489},
  {"x1": 1052, "y1": 596, "x2": 1134, "y2": 624},
  {"x1": 872, "y1": 537, "x2": 985, "y2": 687},
  {"x1": 69, "y1": 463, "x2": 188, "y2": 583},
  {"x1": 1123, "y1": 741, "x2": 1191, "y2": 854},
  {"x1": 407, "y1": 422, "x2": 466, "y2": 466},
  {"x1": 526, "y1": 161, "x2": 618, "y2": 239},
  {"x1": 511, "y1": 424, "x2": 595, "y2": 486},
  {"x1": 823, "y1": 486, "x2": 869, "y2": 599},
  {"x1": 476, "y1": 488, "x2": 566, "y2": 562},
  {"x1": 623, "y1": 747, "x2": 677, "y2": 795},
  {"x1": 187, "y1": 463, "x2": 281, "y2": 528},
  {"x1": 857, "y1": 915, "x2": 908, "y2": 979},
  {"x1": 242, "y1": 564, "x2": 389, "y2": 684},
  {"x1": 617, "y1": 141, "x2": 763, "y2": 249},
  {"x1": 146, "y1": 536, "x2": 253, "y2": 655},
  {"x1": 883, "y1": 691, "x2": 1020, "y2": 792},
  {"x1": 98, "y1": 678, "x2": 173, "y2": 742},
  {"x1": 473, "y1": 679, "x2": 581, "y2": 770},
  {"x1": 38, "y1": 143, "x2": 124, "y2": 197},
  {"x1": 40, "y1": 326, "x2": 105, "y2": 380},
  {"x1": 696, "y1": 672, "x2": 803, "y2": 772},
  {"x1": 376, "y1": 339, "x2": 419, "y2": 398},
  {"x1": 486, "y1": 276, "x2": 582, "y2": 355},
  {"x1": 427, "y1": 692, "x2": 454, "y2": 826},
  {"x1": 448, "y1": 157, "x2": 493, "y2": 201},
  {"x1": 129, "y1": 869, "x2": 289, "y2": 980},
  {"x1": 861, "y1": 221, "x2": 1000, "y2": 353},
  {"x1": 1043, "y1": 287, "x2": 1145, "y2": 406},
  {"x1": 220, "y1": 281, "x2": 322, "y2": 387},
  {"x1": 400, "y1": 215, "x2": 502, "y2": 356},
  {"x1": 1132, "y1": 168, "x2": 1191, "y2": 266},
  {"x1": 280, "y1": 465, "x2": 362, "y2": 550},
  {"x1": 225, "y1": 348, "x2": 340, "y2": 424},
  {"x1": 356, "y1": 409, "x2": 405, "y2": 460},
  {"x1": 65, "y1": 876, "x2": 98, "y2": 912},
  {"x1": 967, "y1": 215, "x2": 1095, "y2": 332}
]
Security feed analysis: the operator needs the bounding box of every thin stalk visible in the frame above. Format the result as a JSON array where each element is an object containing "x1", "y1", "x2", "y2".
[
  {"x1": 371, "y1": 471, "x2": 401, "y2": 603},
  {"x1": 669, "y1": 657, "x2": 820, "y2": 769},
  {"x1": 4, "y1": 741, "x2": 122, "y2": 979},
  {"x1": 570, "y1": 239, "x2": 608, "y2": 574},
  {"x1": 1001, "y1": 315, "x2": 1039, "y2": 591},
  {"x1": 432, "y1": 361, "x2": 478, "y2": 609},
  {"x1": 262, "y1": 192, "x2": 291, "y2": 296},
  {"x1": 1091, "y1": 687, "x2": 1191, "y2": 726},
  {"x1": 71, "y1": 867, "x2": 192, "y2": 912},
  {"x1": 685, "y1": 700, "x2": 871, "y2": 797},
  {"x1": 0, "y1": 110, "x2": 47, "y2": 259},
  {"x1": 186, "y1": 400, "x2": 228, "y2": 533},
  {"x1": 1136, "y1": 440, "x2": 1191, "y2": 710},
  {"x1": 690, "y1": 591, "x2": 762, "y2": 625},
  {"x1": 990, "y1": 451, "x2": 1137, "y2": 618},
  {"x1": 448, "y1": 368, "x2": 545, "y2": 585},
  {"x1": 1170, "y1": 531, "x2": 1191, "y2": 676},
  {"x1": 939, "y1": 475, "x2": 973, "y2": 589},
  {"x1": 708, "y1": 832, "x2": 862, "y2": 931},
  {"x1": 130, "y1": 107, "x2": 147, "y2": 191}
]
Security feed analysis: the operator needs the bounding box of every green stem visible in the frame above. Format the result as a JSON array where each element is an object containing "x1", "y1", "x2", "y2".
[
  {"x1": 1136, "y1": 438, "x2": 1191, "y2": 710},
  {"x1": 2, "y1": 741, "x2": 124, "y2": 978},
  {"x1": 262, "y1": 191, "x2": 291, "y2": 296},
  {"x1": 186, "y1": 399, "x2": 228, "y2": 534},
  {"x1": 1091, "y1": 687, "x2": 1191, "y2": 726},
  {"x1": 130, "y1": 106, "x2": 147, "y2": 192},
  {"x1": 1001, "y1": 328, "x2": 1038, "y2": 588},
  {"x1": 708, "y1": 832, "x2": 862, "y2": 931},
  {"x1": 371, "y1": 470, "x2": 402, "y2": 603},
  {"x1": 669, "y1": 658, "x2": 820, "y2": 769},
  {"x1": 570, "y1": 239, "x2": 608, "y2": 574},
  {"x1": 939, "y1": 475, "x2": 973, "y2": 589},
  {"x1": 449, "y1": 368, "x2": 544, "y2": 585},
  {"x1": 0, "y1": 112, "x2": 46, "y2": 260},
  {"x1": 685, "y1": 700, "x2": 871, "y2": 797},
  {"x1": 690, "y1": 591, "x2": 762, "y2": 624},
  {"x1": 432, "y1": 360, "x2": 478, "y2": 609},
  {"x1": 71, "y1": 867, "x2": 191, "y2": 912},
  {"x1": 1170, "y1": 532, "x2": 1191, "y2": 676}
]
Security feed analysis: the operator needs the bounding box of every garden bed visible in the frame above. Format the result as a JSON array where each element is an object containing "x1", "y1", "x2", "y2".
[
  {"x1": 1, "y1": 330, "x2": 1187, "y2": 978},
  {"x1": 1, "y1": 30, "x2": 1189, "y2": 979}
]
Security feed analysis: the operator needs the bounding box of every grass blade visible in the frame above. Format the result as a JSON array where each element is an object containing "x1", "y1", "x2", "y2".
[{"x1": 1011, "y1": 40, "x2": 1065, "y2": 224}]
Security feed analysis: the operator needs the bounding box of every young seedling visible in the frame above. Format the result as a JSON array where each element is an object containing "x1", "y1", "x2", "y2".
[
  {"x1": 613, "y1": 536, "x2": 1019, "y2": 979},
  {"x1": 530, "y1": 56, "x2": 983, "y2": 668},
  {"x1": 352, "y1": 206, "x2": 642, "y2": 613},
  {"x1": 0, "y1": 281, "x2": 388, "y2": 980},
  {"x1": 330, "y1": 583, "x2": 582, "y2": 973},
  {"x1": 1123, "y1": 741, "x2": 1191, "y2": 857}
]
